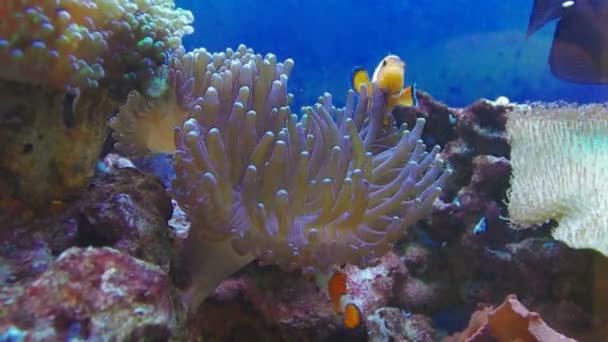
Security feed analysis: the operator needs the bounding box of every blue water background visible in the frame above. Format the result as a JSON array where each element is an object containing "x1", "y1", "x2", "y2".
[{"x1": 177, "y1": 0, "x2": 608, "y2": 108}]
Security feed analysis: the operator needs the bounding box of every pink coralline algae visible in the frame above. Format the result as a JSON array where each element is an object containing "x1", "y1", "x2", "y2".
[
  {"x1": 198, "y1": 269, "x2": 339, "y2": 340},
  {"x1": 76, "y1": 167, "x2": 174, "y2": 270},
  {"x1": 0, "y1": 247, "x2": 176, "y2": 341},
  {"x1": 367, "y1": 308, "x2": 438, "y2": 342},
  {"x1": 340, "y1": 251, "x2": 407, "y2": 316}
]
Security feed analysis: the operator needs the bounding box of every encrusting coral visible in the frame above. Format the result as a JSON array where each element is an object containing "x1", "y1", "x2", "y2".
[
  {"x1": 0, "y1": 0, "x2": 193, "y2": 92},
  {"x1": 0, "y1": 81, "x2": 116, "y2": 216},
  {"x1": 162, "y1": 46, "x2": 452, "y2": 307},
  {"x1": 507, "y1": 103, "x2": 608, "y2": 256}
]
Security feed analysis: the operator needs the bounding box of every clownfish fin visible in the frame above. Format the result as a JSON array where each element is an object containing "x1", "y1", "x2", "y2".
[
  {"x1": 394, "y1": 84, "x2": 419, "y2": 108},
  {"x1": 343, "y1": 303, "x2": 362, "y2": 329},
  {"x1": 352, "y1": 67, "x2": 372, "y2": 94}
]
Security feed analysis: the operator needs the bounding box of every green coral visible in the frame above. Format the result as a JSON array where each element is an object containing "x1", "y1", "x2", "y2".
[{"x1": 0, "y1": 0, "x2": 193, "y2": 91}]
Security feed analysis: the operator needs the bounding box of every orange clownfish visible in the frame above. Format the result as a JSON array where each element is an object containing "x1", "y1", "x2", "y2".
[
  {"x1": 351, "y1": 55, "x2": 419, "y2": 111},
  {"x1": 328, "y1": 270, "x2": 362, "y2": 329}
]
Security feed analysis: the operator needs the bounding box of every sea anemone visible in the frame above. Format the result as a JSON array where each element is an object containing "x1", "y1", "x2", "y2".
[
  {"x1": 170, "y1": 46, "x2": 451, "y2": 307},
  {"x1": 109, "y1": 64, "x2": 194, "y2": 156},
  {"x1": 109, "y1": 45, "x2": 293, "y2": 156}
]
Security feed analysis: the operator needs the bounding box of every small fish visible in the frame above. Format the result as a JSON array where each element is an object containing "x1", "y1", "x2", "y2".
[
  {"x1": 351, "y1": 55, "x2": 419, "y2": 111},
  {"x1": 327, "y1": 270, "x2": 362, "y2": 329},
  {"x1": 473, "y1": 216, "x2": 488, "y2": 235},
  {"x1": 328, "y1": 270, "x2": 347, "y2": 312},
  {"x1": 342, "y1": 302, "x2": 362, "y2": 329},
  {"x1": 527, "y1": 0, "x2": 608, "y2": 83}
]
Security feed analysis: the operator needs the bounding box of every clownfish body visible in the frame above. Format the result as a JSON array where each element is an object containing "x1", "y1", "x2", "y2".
[
  {"x1": 327, "y1": 270, "x2": 362, "y2": 329},
  {"x1": 342, "y1": 302, "x2": 362, "y2": 329},
  {"x1": 352, "y1": 55, "x2": 419, "y2": 111},
  {"x1": 328, "y1": 270, "x2": 347, "y2": 312}
]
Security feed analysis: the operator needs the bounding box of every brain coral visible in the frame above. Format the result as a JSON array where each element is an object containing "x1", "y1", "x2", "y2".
[
  {"x1": 0, "y1": 0, "x2": 193, "y2": 91},
  {"x1": 164, "y1": 45, "x2": 451, "y2": 307}
]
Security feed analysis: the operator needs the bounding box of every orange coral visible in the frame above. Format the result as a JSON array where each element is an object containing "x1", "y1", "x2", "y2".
[{"x1": 447, "y1": 295, "x2": 577, "y2": 342}]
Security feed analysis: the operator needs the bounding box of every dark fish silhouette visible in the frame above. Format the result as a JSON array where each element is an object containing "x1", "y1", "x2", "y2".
[{"x1": 527, "y1": 0, "x2": 608, "y2": 83}]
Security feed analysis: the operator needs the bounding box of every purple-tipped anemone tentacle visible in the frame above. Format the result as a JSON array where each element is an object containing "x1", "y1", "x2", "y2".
[{"x1": 171, "y1": 48, "x2": 451, "y2": 310}]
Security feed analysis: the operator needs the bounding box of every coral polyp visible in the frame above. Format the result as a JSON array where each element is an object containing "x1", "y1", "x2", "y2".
[{"x1": 0, "y1": 0, "x2": 193, "y2": 91}]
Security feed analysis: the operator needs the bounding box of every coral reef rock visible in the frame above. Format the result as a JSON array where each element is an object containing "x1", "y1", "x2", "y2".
[
  {"x1": 0, "y1": 82, "x2": 117, "y2": 219},
  {"x1": 0, "y1": 247, "x2": 177, "y2": 341}
]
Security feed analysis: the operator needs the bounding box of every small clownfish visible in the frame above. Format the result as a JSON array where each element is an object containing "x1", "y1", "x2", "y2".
[
  {"x1": 351, "y1": 55, "x2": 419, "y2": 111},
  {"x1": 328, "y1": 270, "x2": 347, "y2": 312},
  {"x1": 328, "y1": 270, "x2": 362, "y2": 329}
]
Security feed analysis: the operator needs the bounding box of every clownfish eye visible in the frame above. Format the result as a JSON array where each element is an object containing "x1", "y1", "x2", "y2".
[{"x1": 382, "y1": 60, "x2": 387, "y2": 66}]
